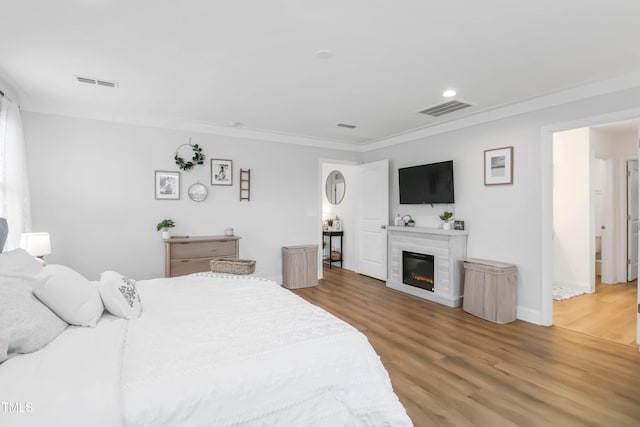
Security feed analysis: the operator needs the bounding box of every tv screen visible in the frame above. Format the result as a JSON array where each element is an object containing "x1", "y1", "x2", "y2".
[{"x1": 399, "y1": 160, "x2": 454, "y2": 204}]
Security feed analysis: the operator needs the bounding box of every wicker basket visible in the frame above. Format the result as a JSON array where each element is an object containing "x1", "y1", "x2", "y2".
[{"x1": 210, "y1": 258, "x2": 256, "y2": 275}]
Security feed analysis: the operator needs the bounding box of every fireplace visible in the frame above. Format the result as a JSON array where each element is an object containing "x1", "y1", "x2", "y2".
[{"x1": 402, "y1": 251, "x2": 434, "y2": 292}]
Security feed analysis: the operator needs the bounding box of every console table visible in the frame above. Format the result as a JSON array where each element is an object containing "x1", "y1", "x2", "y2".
[
  {"x1": 165, "y1": 235, "x2": 240, "y2": 277},
  {"x1": 322, "y1": 230, "x2": 343, "y2": 269}
]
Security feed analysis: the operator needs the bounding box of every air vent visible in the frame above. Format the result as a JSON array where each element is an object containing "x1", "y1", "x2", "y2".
[
  {"x1": 418, "y1": 100, "x2": 472, "y2": 117},
  {"x1": 76, "y1": 76, "x2": 96, "y2": 85},
  {"x1": 75, "y1": 75, "x2": 119, "y2": 88},
  {"x1": 336, "y1": 123, "x2": 357, "y2": 129},
  {"x1": 96, "y1": 80, "x2": 116, "y2": 88}
]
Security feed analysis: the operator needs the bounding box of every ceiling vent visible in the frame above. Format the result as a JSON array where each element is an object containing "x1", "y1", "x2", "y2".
[
  {"x1": 336, "y1": 123, "x2": 357, "y2": 129},
  {"x1": 418, "y1": 99, "x2": 472, "y2": 117},
  {"x1": 75, "y1": 75, "x2": 119, "y2": 88}
]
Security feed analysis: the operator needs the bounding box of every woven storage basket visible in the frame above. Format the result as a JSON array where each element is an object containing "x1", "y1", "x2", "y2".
[{"x1": 210, "y1": 258, "x2": 256, "y2": 275}]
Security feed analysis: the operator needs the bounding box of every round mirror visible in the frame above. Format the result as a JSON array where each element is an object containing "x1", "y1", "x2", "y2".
[
  {"x1": 325, "y1": 170, "x2": 346, "y2": 205},
  {"x1": 188, "y1": 182, "x2": 208, "y2": 202}
]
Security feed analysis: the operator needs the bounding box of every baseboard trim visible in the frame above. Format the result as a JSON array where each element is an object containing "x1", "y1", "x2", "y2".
[{"x1": 517, "y1": 306, "x2": 543, "y2": 325}]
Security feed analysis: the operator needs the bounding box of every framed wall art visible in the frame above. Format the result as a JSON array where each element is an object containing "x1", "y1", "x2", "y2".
[
  {"x1": 484, "y1": 146, "x2": 513, "y2": 185},
  {"x1": 211, "y1": 159, "x2": 232, "y2": 186},
  {"x1": 155, "y1": 171, "x2": 180, "y2": 200}
]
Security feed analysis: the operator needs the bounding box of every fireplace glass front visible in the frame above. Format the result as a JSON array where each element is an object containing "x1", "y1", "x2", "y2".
[{"x1": 402, "y1": 250, "x2": 434, "y2": 292}]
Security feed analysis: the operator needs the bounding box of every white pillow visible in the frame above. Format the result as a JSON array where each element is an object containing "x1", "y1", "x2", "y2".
[
  {"x1": 99, "y1": 271, "x2": 142, "y2": 319},
  {"x1": 0, "y1": 277, "x2": 68, "y2": 363},
  {"x1": 34, "y1": 265, "x2": 104, "y2": 327},
  {"x1": 0, "y1": 248, "x2": 43, "y2": 285}
]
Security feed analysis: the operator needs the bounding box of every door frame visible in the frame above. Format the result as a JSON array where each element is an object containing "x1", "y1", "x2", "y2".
[
  {"x1": 318, "y1": 158, "x2": 360, "y2": 280},
  {"x1": 625, "y1": 158, "x2": 639, "y2": 282},
  {"x1": 540, "y1": 107, "x2": 640, "y2": 326}
]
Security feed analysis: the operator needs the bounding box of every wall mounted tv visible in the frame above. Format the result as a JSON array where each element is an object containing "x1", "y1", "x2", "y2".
[{"x1": 399, "y1": 160, "x2": 455, "y2": 204}]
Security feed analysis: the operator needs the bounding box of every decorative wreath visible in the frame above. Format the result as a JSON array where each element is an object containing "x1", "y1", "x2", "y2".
[{"x1": 174, "y1": 142, "x2": 205, "y2": 171}]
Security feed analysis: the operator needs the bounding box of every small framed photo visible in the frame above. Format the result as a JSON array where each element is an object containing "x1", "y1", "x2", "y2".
[
  {"x1": 484, "y1": 146, "x2": 513, "y2": 185},
  {"x1": 333, "y1": 219, "x2": 343, "y2": 231},
  {"x1": 453, "y1": 220, "x2": 465, "y2": 230},
  {"x1": 211, "y1": 159, "x2": 232, "y2": 186},
  {"x1": 155, "y1": 171, "x2": 180, "y2": 200}
]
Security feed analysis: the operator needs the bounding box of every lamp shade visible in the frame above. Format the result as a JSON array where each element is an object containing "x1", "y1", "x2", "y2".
[{"x1": 20, "y1": 232, "x2": 52, "y2": 257}]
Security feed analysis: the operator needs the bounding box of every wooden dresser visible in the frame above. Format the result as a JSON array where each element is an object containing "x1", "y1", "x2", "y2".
[{"x1": 164, "y1": 235, "x2": 241, "y2": 277}]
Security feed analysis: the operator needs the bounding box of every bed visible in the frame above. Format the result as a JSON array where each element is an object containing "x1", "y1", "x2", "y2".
[{"x1": 0, "y1": 225, "x2": 412, "y2": 426}]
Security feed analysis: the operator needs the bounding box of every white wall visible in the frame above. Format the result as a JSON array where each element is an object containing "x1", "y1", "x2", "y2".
[
  {"x1": 362, "y1": 87, "x2": 640, "y2": 324},
  {"x1": 23, "y1": 112, "x2": 360, "y2": 281},
  {"x1": 322, "y1": 162, "x2": 358, "y2": 271},
  {"x1": 552, "y1": 128, "x2": 592, "y2": 291}
]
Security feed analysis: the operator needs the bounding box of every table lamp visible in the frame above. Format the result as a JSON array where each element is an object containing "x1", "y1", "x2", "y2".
[{"x1": 20, "y1": 232, "x2": 52, "y2": 265}]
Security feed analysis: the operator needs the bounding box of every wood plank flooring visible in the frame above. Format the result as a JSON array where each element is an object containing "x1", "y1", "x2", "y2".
[
  {"x1": 554, "y1": 278, "x2": 637, "y2": 347},
  {"x1": 292, "y1": 267, "x2": 640, "y2": 427}
]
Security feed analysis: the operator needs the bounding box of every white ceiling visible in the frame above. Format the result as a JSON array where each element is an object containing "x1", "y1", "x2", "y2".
[{"x1": 1, "y1": 0, "x2": 639, "y2": 146}]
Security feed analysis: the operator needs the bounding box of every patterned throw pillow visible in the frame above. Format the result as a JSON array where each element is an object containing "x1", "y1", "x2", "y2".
[{"x1": 98, "y1": 271, "x2": 142, "y2": 320}]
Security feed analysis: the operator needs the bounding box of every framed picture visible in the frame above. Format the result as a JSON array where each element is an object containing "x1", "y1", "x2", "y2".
[
  {"x1": 484, "y1": 146, "x2": 513, "y2": 185},
  {"x1": 333, "y1": 219, "x2": 343, "y2": 231},
  {"x1": 155, "y1": 171, "x2": 180, "y2": 200},
  {"x1": 211, "y1": 159, "x2": 232, "y2": 186},
  {"x1": 453, "y1": 220, "x2": 465, "y2": 230}
]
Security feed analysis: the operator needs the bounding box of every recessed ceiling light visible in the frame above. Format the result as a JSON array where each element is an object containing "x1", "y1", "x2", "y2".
[
  {"x1": 315, "y1": 49, "x2": 335, "y2": 59},
  {"x1": 442, "y1": 89, "x2": 456, "y2": 98}
]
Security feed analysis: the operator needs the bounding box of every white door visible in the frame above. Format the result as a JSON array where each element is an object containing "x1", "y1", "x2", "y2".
[
  {"x1": 356, "y1": 159, "x2": 389, "y2": 280},
  {"x1": 628, "y1": 160, "x2": 638, "y2": 282}
]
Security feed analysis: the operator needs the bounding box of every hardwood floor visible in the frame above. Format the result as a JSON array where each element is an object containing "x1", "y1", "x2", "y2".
[
  {"x1": 292, "y1": 267, "x2": 640, "y2": 427},
  {"x1": 554, "y1": 278, "x2": 637, "y2": 347}
]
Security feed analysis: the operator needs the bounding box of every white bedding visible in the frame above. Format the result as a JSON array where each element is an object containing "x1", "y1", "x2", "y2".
[
  {"x1": 0, "y1": 314, "x2": 127, "y2": 427},
  {"x1": 1, "y1": 273, "x2": 412, "y2": 426}
]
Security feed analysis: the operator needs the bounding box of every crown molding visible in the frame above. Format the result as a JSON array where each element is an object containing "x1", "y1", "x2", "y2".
[
  {"x1": 22, "y1": 72, "x2": 640, "y2": 154},
  {"x1": 21, "y1": 108, "x2": 363, "y2": 152},
  {"x1": 363, "y1": 72, "x2": 640, "y2": 152}
]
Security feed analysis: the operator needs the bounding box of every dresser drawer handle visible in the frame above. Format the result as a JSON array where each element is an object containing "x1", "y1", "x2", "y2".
[{"x1": 180, "y1": 260, "x2": 189, "y2": 263}]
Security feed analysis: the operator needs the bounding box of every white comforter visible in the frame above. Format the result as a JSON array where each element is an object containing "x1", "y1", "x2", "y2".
[{"x1": 1, "y1": 273, "x2": 412, "y2": 427}]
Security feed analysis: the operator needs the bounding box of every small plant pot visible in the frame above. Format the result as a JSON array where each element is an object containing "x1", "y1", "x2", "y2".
[
  {"x1": 161, "y1": 229, "x2": 171, "y2": 239},
  {"x1": 407, "y1": 222, "x2": 415, "y2": 227},
  {"x1": 442, "y1": 222, "x2": 451, "y2": 230}
]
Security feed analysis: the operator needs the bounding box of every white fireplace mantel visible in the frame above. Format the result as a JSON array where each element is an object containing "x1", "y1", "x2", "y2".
[{"x1": 387, "y1": 226, "x2": 468, "y2": 307}]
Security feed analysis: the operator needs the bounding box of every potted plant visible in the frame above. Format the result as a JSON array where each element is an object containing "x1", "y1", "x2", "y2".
[
  {"x1": 440, "y1": 212, "x2": 454, "y2": 230},
  {"x1": 326, "y1": 218, "x2": 334, "y2": 231},
  {"x1": 156, "y1": 219, "x2": 175, "y2": 239},
  {"x1": 407, "y1": 218, "x2": 415, "y2": 227}
]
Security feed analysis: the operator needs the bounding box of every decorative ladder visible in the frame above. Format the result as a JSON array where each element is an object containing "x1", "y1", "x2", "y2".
[{"x1": 239, "y1": 169, "x2": 251, "y2": 201}]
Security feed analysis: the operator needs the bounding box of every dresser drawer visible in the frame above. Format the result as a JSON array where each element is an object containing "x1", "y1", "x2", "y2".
[
  {"x1": 170, "y1": 240, "x2": 236, "y2": 259},
  {"x1": 169, "y1": 258, "x2": 214, "y2": 277}
]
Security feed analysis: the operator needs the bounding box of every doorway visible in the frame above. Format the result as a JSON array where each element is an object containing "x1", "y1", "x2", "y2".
[{"x1": 551, "y1": 119, "x2": 639, "y2": 347}]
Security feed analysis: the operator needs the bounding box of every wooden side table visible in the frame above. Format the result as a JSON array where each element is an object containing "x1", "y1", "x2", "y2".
[{"x1": 322, "y1": 231, "x2": 343, "y2": 269}]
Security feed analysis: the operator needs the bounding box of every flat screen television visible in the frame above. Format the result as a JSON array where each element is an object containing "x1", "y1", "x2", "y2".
[{"x1": 399, "y1": 160, "x2": 454, "y2": 204}]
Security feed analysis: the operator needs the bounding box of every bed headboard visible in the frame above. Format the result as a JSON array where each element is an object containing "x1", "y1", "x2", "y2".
[{"x1": 0, "y1": 217, "x2": 7, "y2": 253}]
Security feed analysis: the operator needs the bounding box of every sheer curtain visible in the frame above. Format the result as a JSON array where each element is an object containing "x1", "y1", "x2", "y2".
[{"x1": 0, "y1": 96, "x2": 31, "y2": 250}]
